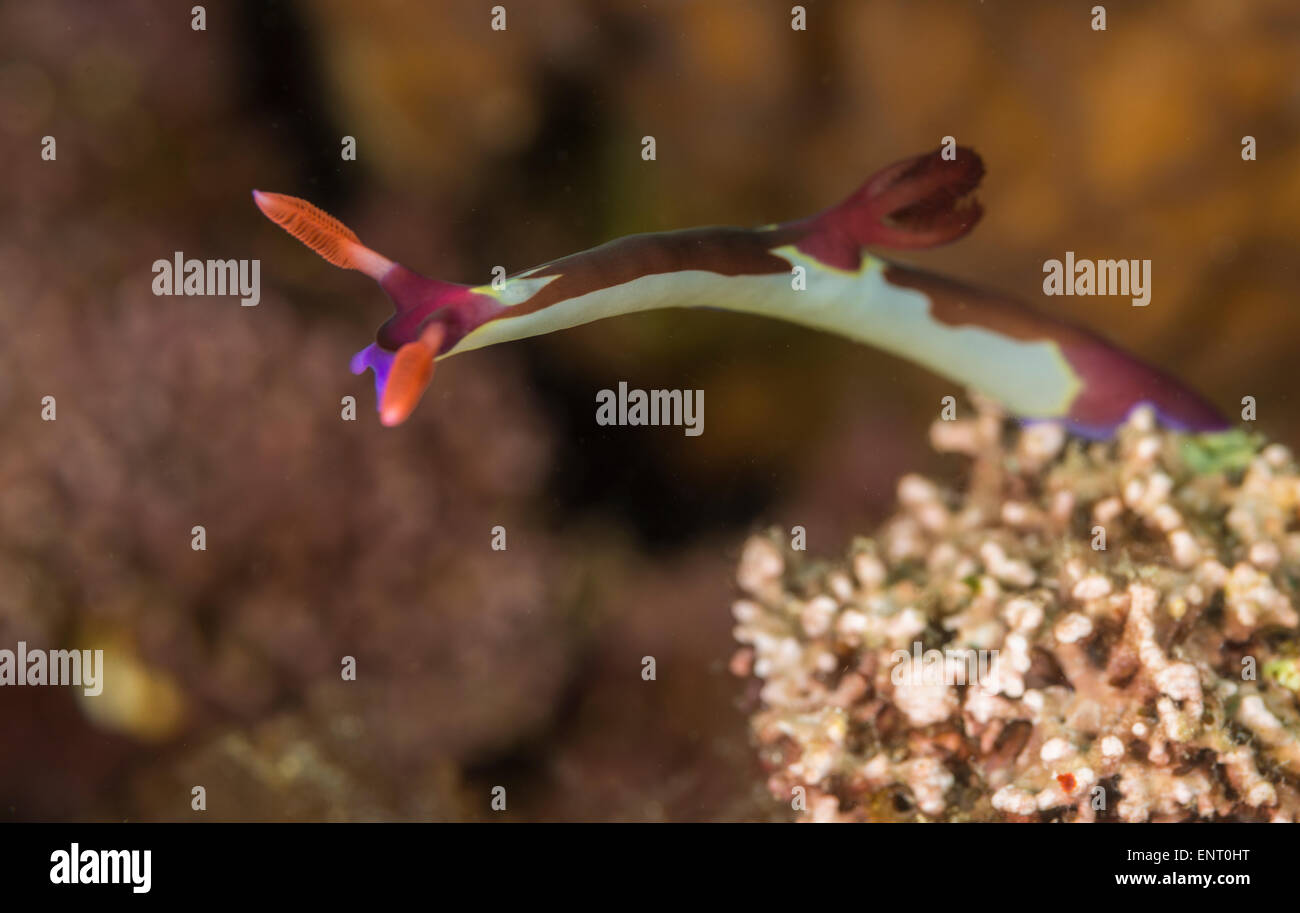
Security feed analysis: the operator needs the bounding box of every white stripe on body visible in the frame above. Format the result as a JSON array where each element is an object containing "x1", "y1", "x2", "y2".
[{"x1": 448, "y1": 248, "x2": 1080, "y2": 419}]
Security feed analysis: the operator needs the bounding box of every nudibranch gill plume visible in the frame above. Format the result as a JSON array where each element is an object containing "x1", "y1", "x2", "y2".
[{"x1": 253, "y1": 147, "x2": 1226, "y2": 437}]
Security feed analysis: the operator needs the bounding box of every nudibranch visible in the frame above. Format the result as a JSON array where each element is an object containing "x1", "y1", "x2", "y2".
[{"x1": 253, "y1": 147, "x2": 1226, "y2": 437}]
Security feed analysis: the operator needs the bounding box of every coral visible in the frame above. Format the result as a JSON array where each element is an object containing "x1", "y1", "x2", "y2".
[{"x1": 731, "y1": 397, "x2": 1300, "y2": 822}]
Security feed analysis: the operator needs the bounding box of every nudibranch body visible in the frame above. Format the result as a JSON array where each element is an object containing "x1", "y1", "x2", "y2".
[{"x1": 254, "y1": 147, "x2": 1226, "y2": 437}]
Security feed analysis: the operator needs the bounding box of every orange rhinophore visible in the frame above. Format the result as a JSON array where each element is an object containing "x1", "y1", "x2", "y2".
[
  {"x1": 251, "y1": 190, "x2": 393, "y2": 279},
  {"x1": 378, "y1": 322, "x2": 446, "y2": 427}
]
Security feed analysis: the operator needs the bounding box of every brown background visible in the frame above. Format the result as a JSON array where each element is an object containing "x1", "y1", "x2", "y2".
[{"x1": 0, "y1": 0, "x2": 1297, "y2": 820}]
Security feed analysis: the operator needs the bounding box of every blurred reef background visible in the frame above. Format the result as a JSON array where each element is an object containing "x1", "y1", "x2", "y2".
[{"x1": 0, "y1": 0, "x2": 1298, "y2": 820}]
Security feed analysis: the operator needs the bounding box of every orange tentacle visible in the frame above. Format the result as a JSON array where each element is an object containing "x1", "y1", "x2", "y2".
[
  {"x1": 378, "y1": 323, "x2": 446, "y2": 426},
  {"x1": 252, "y1": 190, "x2": 393, "y2": 279}
]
